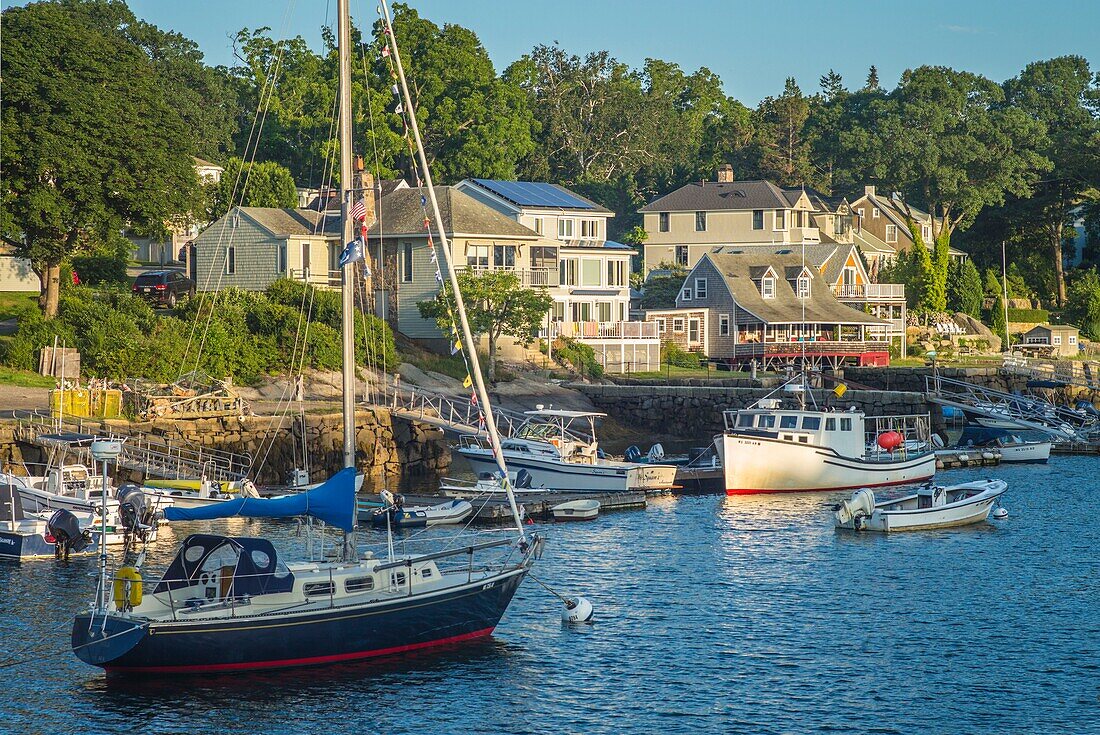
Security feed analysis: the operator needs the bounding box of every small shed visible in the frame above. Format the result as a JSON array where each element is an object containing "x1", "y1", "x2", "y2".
[{"x1": 1022, "y1": 324, "x2": 1080, "y2": 357}]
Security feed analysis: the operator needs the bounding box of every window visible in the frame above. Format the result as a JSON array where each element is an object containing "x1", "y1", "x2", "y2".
[
  {"x1": 390, "y1": 571, "x2": 407, "y2": 587},
  {"x1": 681, "y1": 287, "x2": 692, "y2": 301},
  {"x1": 581, "y1": 219, "x2": 599, "y2": 239},
  {"x1": 552, "y1": 301, "x2": 565, "y2": 321},
  {"x1": 1052, "y1": 335, "x2": 1062, "y2": 345},
  {"x1": 301, "y1": 242, "x2": 311, "y2": 273},
  {"x1": 856, "y1": 208, "x2": 865, "y2": 221},
  {"x1": 655, "y1": 318, "x2": 666, "y2": 334},
  {"x1": 607, "y1": 260, "x2": 625, "y2": 287},
  {"x1": 659, "y1": 212, "x2": 670, "y2": 232},
  {"x1": 494, "y1": 244, "x2": 516, "y2": 268},
  {"x1": 762, "y1": 276, "x2": 775, "y2": 299},
  {"x1": 673, "y1": 318, "x2": 684, "y2": 333},
  {"x1": 571, "y1": 302, "x2": 592, "y2": 321},
  {"x1": 802, "y1": 416, "x2": 821, "y2": 430},
  {"x1": 276, "y1": 243, "x2": 287, "y2": 274},
  {"x1": 675, "y1": 245, "x2": 689, "y2": 266},
  {"x1": 304, "y1": 581, "x2": 335, "y2": 597},
  {"x1": 1069, "y1": 336, "x2": 1078, "y2": 344},
  {"x1": 774, "y1": 210, "x2": 787, "y2": 231},
  {"x1": 224, "y1": 246, "x2": 235, "y2": 275},
  {"x1": 695, "y1": 211, "x2": 707, "y2": 231},
  {"x1": 922, "y1": 224, "x2": 931, "y2": 242},
  {"x1": 695, "y1": 278, "x2": 708, "y2": 299},
  {"x1": 345, "y1": 576, "x2": 375, "y2": 593},
  {"x1": 885, "y1": 224, "x2": 898, "y2": 243},
  {"x1": 230, "y1": 214, "x2": 241, "y2": 228},
  {"x1": 466, "y1": 244, "x2": 489, "y2": 268},
  {"x1": 531, "y1": 217, "x2": 544, "y2": 236},
  {"x1": 797, "y1": 276, "x2": 810, "y2": 299},
  {"x1": 597, "y1": 302, "x2": 612, "y2": 322},
  {"x1": 753, "y1": 210, "x2": 764, "y2": 230},
  {"x1": 558, "y1": 218, "x2": 575, "y2": 239},
  {"x1": 825, "y1": 417, "x2": 836, "y2": 431},
  {"x1": 759, "y1": 414, "x2": 775, "y2": 429},
  {"x1": 531, "y1": 245, "x2": 557, "y2": 271},
  {"x1": 420, "y1": 567, "x2": 432, "y2": 578},
  {"x1": 719, "y1": 314, "x2": 730, "y2": 336},
  {"x1": 581, "y1": 259, "x2": 601, "y2": 286},
  {"x1": 780, "y1": 415, "x2": 798, "y2": 429},
  {"x1": 840, "y1": 417, "x2": 853, "y2": 431},
  {"x1": 872, "y1": 208, "x2": 880, "y2": 219},
  {"x1": 737, "y1": 413, "x2": 754, "y2": 428},
  {"x1": 402, "y1": 242, "x2": 413, "y2": 282},
  {"x1": 559, "y1": 259, "x2": 578, "y2": 285}
]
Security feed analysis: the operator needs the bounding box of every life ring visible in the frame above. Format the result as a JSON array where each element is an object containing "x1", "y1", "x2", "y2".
[{"x1": 113, "y1": 566, "x2": 143, "y2": 609}]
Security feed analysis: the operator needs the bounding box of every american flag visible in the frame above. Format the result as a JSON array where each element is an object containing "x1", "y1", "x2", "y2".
[{"x1": 351, "y1": 198, "x2": 366, "y2": 222}]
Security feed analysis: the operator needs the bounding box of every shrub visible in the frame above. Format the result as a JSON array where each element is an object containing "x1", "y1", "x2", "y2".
[
  {"x1": 661, "y1": 340, "x2": 702, "y2": 368},
  {"x1": 552, "y1": 337, "x2": 604, "y2": 378},
  {"x1": 71, "y1": 254, "x2": 129, "y2": 285},
  {"x1": 1006, "y1": 308, "x2": 1049, "y2": 323}
]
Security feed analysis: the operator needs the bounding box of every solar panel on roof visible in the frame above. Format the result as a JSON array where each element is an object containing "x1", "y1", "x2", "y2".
[{"x1": 473, "y1": 179, "x2": 595, "y2": 210}]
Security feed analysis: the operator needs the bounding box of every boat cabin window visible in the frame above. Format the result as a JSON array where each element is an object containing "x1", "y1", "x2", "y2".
[
  {"x1": 420, "y1": 568, "x2": 432, "y2": 578},
  {"x1": 825, "y1": 418, "x2": 836, "y2": 431},
  {"x1": 758, "y1": 414, "x2": 775, "y2": 429},
  {"x1": 391, "y1": 572, "x2": 407, "y2": 587},
  {"x1": 780, "y1": 415, "x2": 798, "y2": 429},
  {"x1": 304, "y1": 581, "x2": 335, "y2": 597},
  {"x1": 737, "y1": 413, "x2": 754, "y2": 428},
  {"x1": 798, "y1": 436, "x2": 809, "y2": 443},
  {"x1": 345, "y1": 576, "x2": 375, "y2": 593},
  {"x1": 801, "y1": 417, "x2": 821, "y2": 431},
  {"x1": 840, "y1": 418, "x2": 853, "y2": 431}
]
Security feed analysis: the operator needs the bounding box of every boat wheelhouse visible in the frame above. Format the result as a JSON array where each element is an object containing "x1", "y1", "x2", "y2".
[
  {"x1": 456, "y1": 409, "x2": 677, "y2": 493},
  {"x1": 717, "y1": 393, "x2": 936, "y2": 495}
]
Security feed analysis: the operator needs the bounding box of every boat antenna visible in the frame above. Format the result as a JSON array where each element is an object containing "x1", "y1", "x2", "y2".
[{"x1": 379, "y1": 0, "x2": 525, "y2": 538}]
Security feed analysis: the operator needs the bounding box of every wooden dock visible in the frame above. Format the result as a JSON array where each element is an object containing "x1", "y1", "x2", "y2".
[
  {"x1": 358, "y1": 490, "x2": 648, "y2": 525},
  {"x1": 935, "y1": 448, "x2": 1002, "y2": 469},
  {"x1": 1051, "y1": 441, "x2": 1100, "y2": 456}
]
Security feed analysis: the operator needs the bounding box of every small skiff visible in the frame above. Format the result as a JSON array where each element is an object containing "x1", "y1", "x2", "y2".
[
  {"x1": 834, "y1": 479, "x2": 1007, "y2": 532},
  {"x1": 551, "y1": 499, "x2": 600, "y2": 521},
  {"x1": 369, "y1": 499, "x2": 474, "y2": 528}
]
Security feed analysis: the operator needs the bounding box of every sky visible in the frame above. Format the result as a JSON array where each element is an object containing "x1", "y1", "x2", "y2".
[{"x1": 4, "y1": 0, "x2": 1099, "y2": 104}]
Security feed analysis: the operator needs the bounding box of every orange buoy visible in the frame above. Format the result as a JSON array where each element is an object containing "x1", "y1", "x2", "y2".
[{"x1": 877, "y1": 431, "x2": 903, "y2": 451}]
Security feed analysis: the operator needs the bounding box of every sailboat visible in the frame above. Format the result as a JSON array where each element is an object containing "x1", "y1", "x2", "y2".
[{"x1": 70, "y1": 0, "x2": 541, "y2": 674}]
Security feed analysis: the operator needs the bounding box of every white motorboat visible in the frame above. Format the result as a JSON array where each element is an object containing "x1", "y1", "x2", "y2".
[
  {"x1": 983, "y1": 435, "x2": 1051, "y2": 464},
  {"x1": 551, "y1": 499, "x2": 600, "y2": 521},
  {"x1": 717, "y1": 382, "x2": 936, "y2": 494},
  {"x1": 834, "y1": 479, "x2": 1008, "y2": 532},
  {"x1": 140, "y1": 477, "x2": 261, "y2": 509},
  {"x1": 1, "y1": 483, "x2": 125, "y2": 559},
  {"x1": 456, "y1": 409, "x2": 677, "y2": 493},
  {"x1": 367, "y1": 497, "x2": 474, "y2": 528},
  {"x1": 439, "y1": 470, "x2": 549, "y2": 498}
]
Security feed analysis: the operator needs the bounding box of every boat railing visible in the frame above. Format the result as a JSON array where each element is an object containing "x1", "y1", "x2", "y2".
[{"x1": 864, "y1": 413, "x2": 933, "y2": 460}]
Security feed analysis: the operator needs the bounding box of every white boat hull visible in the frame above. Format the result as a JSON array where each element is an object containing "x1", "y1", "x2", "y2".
[
  {"x1": 995, "y1": 441, "x2": 1051, "y2": 464},
  {"x1": 16, "y1": 484, "x2": 119, "y2": 517},
  {"x1": 551, "y1": 500, "x2": 600, "y2": 521},
  {"x1": 718, "y1": 433, "x2": 936, "y2": 495},
  {"x1": 457, "y1": 448, "x2": 676, "y2": 493},
  {"x1": 835, "y1": 480, "x2": 1007, "y2": 532}
]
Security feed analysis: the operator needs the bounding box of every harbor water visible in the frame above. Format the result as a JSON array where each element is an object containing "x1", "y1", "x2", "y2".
[{"x1": 1, "y1": 457, "x2": 1097, "y2": 734}]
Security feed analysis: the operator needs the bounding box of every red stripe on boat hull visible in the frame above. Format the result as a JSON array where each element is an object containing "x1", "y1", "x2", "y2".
[
  {"x1": 725, "y1": 474, "x2": 935, "y2": 496},
  {"x1": 104, "y1": 626, "x2": 496, "y2": 674}
]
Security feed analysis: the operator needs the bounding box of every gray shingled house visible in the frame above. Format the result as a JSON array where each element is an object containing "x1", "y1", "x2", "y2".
[{"x1": 645, "y1": 251, "x2": 892, "y2": 368}]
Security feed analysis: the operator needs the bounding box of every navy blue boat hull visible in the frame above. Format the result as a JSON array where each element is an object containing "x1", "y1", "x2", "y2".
[{"x1": 72, "y1": 569, "x2": 527, "y2": 674}]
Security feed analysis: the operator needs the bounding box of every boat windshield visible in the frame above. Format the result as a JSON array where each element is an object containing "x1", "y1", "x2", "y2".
[{"x1": 516, "y1": 419, "x2": 591, "y2": 445}]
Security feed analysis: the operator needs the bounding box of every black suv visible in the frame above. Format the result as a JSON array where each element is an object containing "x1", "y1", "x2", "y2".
[{"x1": 132, "y1": 270, "x2": 195, "y2": 308}]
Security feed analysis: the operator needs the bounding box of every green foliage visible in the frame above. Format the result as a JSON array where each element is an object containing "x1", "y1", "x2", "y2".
[
  {"x1": 1006, "y1": 308, "x2": 1050, "y2": 322},
  {"x1": 661, "y1": 341, "x2": 702, "y2": 369},
  {"x1": 206, "y1": 158, "x2": 298, "y2": 220},
  {"x1": 991, "y1": 296, "x2": 1008, "y2": 346},
  {"x1": 947, "y1": 259, "x2": 983, "y2": 317},
  {"x1": 640, "y1": 265, "x2": 688, "y2": 309},
  {"x1": 1063, "y1": 268, "x2": 1100, "y2": 340},
  {"x1": 752, "y1": 77, "x2": 814, "y2": 187},
  {"x1": 983, "y1": 268, "x2": 1003, "y2": 298},
  {"x1": 552, "y1": 337, "x2": 603, "y2": 379},
  {"x1": 71, "y1": 255, "x2": 129, "y2": 286}
]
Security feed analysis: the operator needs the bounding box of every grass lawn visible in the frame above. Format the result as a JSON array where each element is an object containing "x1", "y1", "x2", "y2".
[
  {"x1": 0, "y1": 291, "x2": 38, "y2": 322},
  {"x1": 629, "y1": 364, "x2": 755, "y2": 380},
  {"x1": 0, "y1": 365, "x2": 55, "y2": 388}
]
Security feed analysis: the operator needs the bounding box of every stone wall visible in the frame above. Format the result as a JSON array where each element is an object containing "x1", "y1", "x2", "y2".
[
  {"x1": 844, "y1": 366, "x2": 1100, "y2": 408},
  {"x1": 0, "y1": 408, "x2": 450, "y2": 492},
  {"x1": 571, "y1": 383, "x2": 936, "y2": 442}
]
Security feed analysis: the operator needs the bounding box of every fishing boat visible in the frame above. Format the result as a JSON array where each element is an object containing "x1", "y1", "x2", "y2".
[
  {"x1": 456, "y1": 409, "x2": 677, "y2": 493},
  {"x1": 955, "y1": 427, "x2": 1051, "y2": 464},
  {"x1": 367, "y1": 496, "x2": 473, "y2": 528},
  {"x1": 716, "y1": 378, "x2": 936, "y2": 495},
  {"x1": 4, "y1": 433, "x2": 123, "y2": 516},
  {"x1": 71, "y1": 0, "x2": 540, "y2": 675},
  {"x1": 1, "y1": 483, "x2": 98, "y2": 560},
  {"x1": 551, "y1": 499, "x2": 600, "y2": 521},
  {"x1": 833, "y1": 479, "x2": 1008, "y2": 532}
]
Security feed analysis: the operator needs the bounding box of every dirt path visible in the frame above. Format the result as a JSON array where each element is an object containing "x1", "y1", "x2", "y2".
[{"x1": 0, "y1": 383, "x2": 49, "y2": 414}]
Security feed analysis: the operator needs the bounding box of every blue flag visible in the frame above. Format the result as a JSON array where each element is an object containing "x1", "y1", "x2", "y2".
[{"x1": 339, "y1": 238, "x2": 364, "y2": 267}]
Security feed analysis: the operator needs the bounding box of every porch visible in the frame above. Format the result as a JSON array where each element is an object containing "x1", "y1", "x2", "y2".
[{"x1": 544, "y1": 320, "x2": 661, "y2": 373}]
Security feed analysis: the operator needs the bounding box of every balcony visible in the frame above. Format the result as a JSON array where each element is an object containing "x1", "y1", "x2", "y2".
[
  {"x1": 546, "y1": 320, "x2": 659, "y2": 341},
  {"x1": 789, "y1": 227, "x2": 820, "y2": 243},
  {"x1": 290, "y1": 268, "x2": 341, "y2": 288},
  {"x1": 733, "y1": 340, "x2": 890, "y2": 358},
  {"x1": 459, "y1": 265, "x2": 558, "y2": 287},
  {"x1": 833, "y1": 283, "x2": 906, "y2": 301}
]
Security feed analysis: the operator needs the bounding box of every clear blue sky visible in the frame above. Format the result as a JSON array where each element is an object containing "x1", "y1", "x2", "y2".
[{"x1": 5, "y1": 0, "x2": 1099, "y2": 103}]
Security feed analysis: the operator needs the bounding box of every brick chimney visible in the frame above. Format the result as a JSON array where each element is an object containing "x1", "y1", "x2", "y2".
[
  {"x1": 717, "y1": 163, "x2": 735, "y2": 183},
  {"x1": 354, "y1": 155, "x2": 377, "y2": 228}
]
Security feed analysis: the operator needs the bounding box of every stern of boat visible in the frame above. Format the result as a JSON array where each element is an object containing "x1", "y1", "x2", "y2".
[{"x1": 72, "y1": 612, "x2": 147, "y2": 668}]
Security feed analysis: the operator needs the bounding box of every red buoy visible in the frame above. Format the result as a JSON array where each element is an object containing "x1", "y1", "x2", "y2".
[{"x1": 877, "y1": 431, "x2": 903, "y2": 451}]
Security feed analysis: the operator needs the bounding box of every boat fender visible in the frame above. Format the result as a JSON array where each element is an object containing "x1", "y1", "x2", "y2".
[{"x1": 113, "y1": 566, "x2": 143, "y2": 610}]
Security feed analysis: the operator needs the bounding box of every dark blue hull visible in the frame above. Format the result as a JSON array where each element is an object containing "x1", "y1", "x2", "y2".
[
  {"x1": 0, "y1": 531, "x2": 55, "y2": 560},
  {"x1": 72, "y1": 569, "x2": 527, "y2": 675}
]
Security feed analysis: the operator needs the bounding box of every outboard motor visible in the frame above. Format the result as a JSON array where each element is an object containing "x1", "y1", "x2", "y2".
[
  {"x1": 117, "y1": 484, "x2": 151, "y2": 533},
  {"x1": 515, "y1": 469, "x2": 533, "y2": 489},
  {"x1": 834, "y1": 488, "x2": 876, "y2": 528},
  {"x1": 647, "y1": 443, "x2": 665, "y2": 462},
  {"x1": 46, "y1": 509, "x2": 91, "y2": 559},
  {"x1": 624, "y1": 446, "x2": 641, "y2": 463}
]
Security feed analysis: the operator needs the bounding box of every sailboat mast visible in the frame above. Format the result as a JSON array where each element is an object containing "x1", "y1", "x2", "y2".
[
  {"x1": 379, "y1": 0, "x2": 525, "y2": 537},
  {"x1": 338, "y1": 0, "x2": 356, "y2": 469}
]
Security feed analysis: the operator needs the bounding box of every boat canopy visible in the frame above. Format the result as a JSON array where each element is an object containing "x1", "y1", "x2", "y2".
[
  {"x1": 37, "y1": 432, "x2": 101, "y2": 446},
  {"x1": 152, "y1": 534, "x2": 295, "y2": 597},
  {"x1": 164, "y1": 467, "x2": 357, "y2": 531},
  {"x1": 522, "y1": 409, "x2": 607, "y2": 419}
]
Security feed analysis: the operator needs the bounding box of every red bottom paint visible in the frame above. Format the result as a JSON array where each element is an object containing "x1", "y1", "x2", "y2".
[
  {"x1": 104, "y1": 626, "x2": 496, "y2": 674},
  {"x1": 726, "y1": 474, "x2": 935, "y2": 496}
]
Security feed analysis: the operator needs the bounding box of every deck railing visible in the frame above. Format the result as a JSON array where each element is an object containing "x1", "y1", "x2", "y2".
[
  {"x1": 458, "y1": 265, "x2": 557, "y2": 287},
  {"x1": 546, "y1": 321, "x2": 659, "y2": 340},
  {"x1": 290, "y1": 268, "x2": 341, "y2": 288},
  {"x1": 733, "y1": 340, "x2": 890, "y2": 357},
  {"x1": 833, "y1": 283, "x2": 906, "y2": 300}
]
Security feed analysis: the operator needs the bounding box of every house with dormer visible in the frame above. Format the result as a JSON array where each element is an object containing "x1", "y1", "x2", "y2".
[
  {"x1": 645, "y1": 251, "x2": 892, "y2": 368},
  {"x1": 848, "y1": 186, "x2": 966, "y2": 261}
]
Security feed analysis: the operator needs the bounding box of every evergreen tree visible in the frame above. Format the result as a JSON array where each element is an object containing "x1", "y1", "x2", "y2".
[
  {"x1": 957, "y1": 259, "x2": 984, "y2": 317},
  {"x1": 865, "y1": 65, "x2": 881, "y2": 91},
  {"x1": 991, "y1": 296, "x2": 1008, "y2": 347},
  {"x1": 819, "y1": 69, "x2": 845, "y2": 101}
]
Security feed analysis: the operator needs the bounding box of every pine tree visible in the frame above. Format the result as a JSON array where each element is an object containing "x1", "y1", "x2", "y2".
[{"x1": 865, "y1": 65, "x2": 880, "y2": 91}]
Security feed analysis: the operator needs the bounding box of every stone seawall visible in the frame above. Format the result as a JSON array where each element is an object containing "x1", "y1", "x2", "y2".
[
  {"x1": 570, "y1": 384, "x2": 936, "y2": 442},
  {"x1": 0, "y1": 408, "x2": 450, "y2": 491},
  {"x1": 844, "y1": 366, "x2": 1100, "y2": 407}
]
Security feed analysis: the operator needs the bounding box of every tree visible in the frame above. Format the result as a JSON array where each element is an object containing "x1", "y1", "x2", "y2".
[
  {"x1": 947, "y1": 258, "x2": 983, "y2": 317},
  {"x1": 639, "y1": 263, "x2": 688, "y2": 309},
  {"x1": 991, "y1": 295, "x2": 1008, "y2": 347},
  {"x1": 819, "y1": 70, "x2": 846, "y2": 101},
  {"x1": 417, "y1": 270, "x2": 552, "y2": 382},
  {"x1": 2, "y1": 1, "x2": 199, "y2": 316},
  {"x1": 1063, "y1": 268, "x2": 1100, "y2": 340},
  {"x1": 752, "y1": 78, "x2": 814, "y2": 186},
  {"x1": 1003, "y1": 56, "x2": 1100, "y2": 305},
  {"x1": 865, "y1": 65, "x2": 881, "y2": 92},
  {"x1": 206, "y1": 158, "x2": 298, "y2": 219}
]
